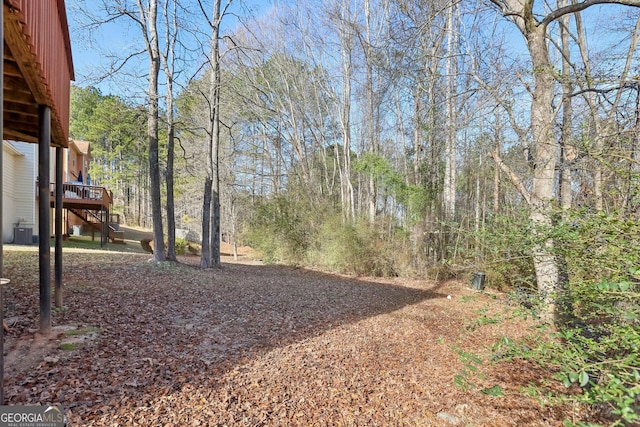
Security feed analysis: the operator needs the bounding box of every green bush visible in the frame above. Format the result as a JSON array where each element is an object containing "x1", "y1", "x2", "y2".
[
  {"x1": 244, "y1": 196, "x2": 398, "y2": 276},
  {"x1": 174, "y1": 238, "x2": 189, "y2": 255},
  {"x1": 309, "y1": 216, "x2": 396, "y2": 277},
  {"x1": 553, "y1": 210, "x2": 640, "y2": 425},
  {"x1": 244, "y1": 196, "x2": 314, "y2": 265},
  {"x1": 491, "y1": 209, "x2": 640, "y2": 425},
  {"x1": 474, "y1": 209, "x2": 536, "y2": 291}
]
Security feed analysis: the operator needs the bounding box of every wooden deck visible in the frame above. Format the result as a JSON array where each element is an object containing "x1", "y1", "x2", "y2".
[
  {"x1": 50, "y1": 182, "x2": 112, "y2": 211},
  {"x1": 45, "y1": 182, "x2": 124, "y2": 243}
]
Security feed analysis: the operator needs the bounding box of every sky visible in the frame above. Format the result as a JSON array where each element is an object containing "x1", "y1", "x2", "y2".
[
  {"x1": 66, "y1": 0, "x2": 276, "y2": 97},
  {"x1": 65, "y1": 0, "x2": 639, "y2": 102}
]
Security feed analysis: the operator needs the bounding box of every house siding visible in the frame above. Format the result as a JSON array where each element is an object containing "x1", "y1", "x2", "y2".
[{"x1": 3, "y1": 141, "x2": 37, "y2": 243}]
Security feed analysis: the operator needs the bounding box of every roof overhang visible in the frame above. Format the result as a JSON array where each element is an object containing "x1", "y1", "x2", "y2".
[
  {"x1": 3, "y1": 0, "x2": 74, "y2": 148},
  {"x1": 2, "y1": 139, "x2": 24, "y2": 156}
]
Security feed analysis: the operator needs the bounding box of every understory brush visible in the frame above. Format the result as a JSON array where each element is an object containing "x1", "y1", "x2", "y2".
[
  {"x1": 476, "y1": 209, "x2": 640, "y2": 426},
  {"x1": 244, "y1": 197, "x2": 399, "y2": 276},
  {"x1": 475, "y1": 210, "x2": 536, "y2": 291},
  {"x1": 308, "y1": 216, "x2": 397, "y2": 276}
]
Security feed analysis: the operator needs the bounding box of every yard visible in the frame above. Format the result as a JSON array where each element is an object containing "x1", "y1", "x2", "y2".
[{"x1": 1, "y1": 243, "x2": 593, "y2": 426}]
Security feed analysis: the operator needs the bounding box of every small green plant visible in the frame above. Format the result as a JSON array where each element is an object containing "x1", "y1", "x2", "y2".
[
  {"x1": 498, "y1": 324, "x2": 640, "y2": 425},
  {"x1": 59, "y1": 343, "x2": 76, "y2": 351},
  {"x1": 453, "y1": 348, "x2": 485, "y2": 391},
  {"x1": 174, "y1": 238, "x2": 188, "y2": 255},
  {"x1": 471, "y1": 209, "x2": 640, "y2": 425},
  {"x1": 465, "y1": 306, "x2": 504, "y2": 331},
  {"x1": 481, "y1": 385, "x2": 504, "y2": 396}
]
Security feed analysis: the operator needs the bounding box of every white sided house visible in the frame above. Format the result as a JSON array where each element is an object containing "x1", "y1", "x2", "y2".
[
  {"x1": 3, "y1": 140, "x2": 37, "y2": 244},
  {"x1": 2, "y1": 139, "x2": 121, "y2": 245}
]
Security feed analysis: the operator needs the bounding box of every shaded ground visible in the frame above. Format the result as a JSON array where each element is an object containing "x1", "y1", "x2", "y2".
[{"x1": 1, "y1": 246, "x2": 595, "y2": 426}]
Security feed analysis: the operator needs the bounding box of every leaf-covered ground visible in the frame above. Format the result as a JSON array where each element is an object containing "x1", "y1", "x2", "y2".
[{"x1": 2, "y1": 246, "x2": 594, "y2": 426}]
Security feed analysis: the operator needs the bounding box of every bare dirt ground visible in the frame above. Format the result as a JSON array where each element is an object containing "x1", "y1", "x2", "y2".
[{"x1": 1, "y1": 245, "x2": 595, "y2": 426}]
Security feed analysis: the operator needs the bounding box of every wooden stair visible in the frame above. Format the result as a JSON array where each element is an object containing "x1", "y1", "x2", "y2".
[{"x1": 68, "y1": 208, "x2": 125, "y2": 244}]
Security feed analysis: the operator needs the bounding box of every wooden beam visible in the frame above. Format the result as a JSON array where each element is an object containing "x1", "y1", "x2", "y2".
[
  {"x1": 3, "y1": 5, "x2": 50, "y2": 105},
  {"x1": 5, "y1": 110, "x2": 39, "y2": 124},
  {"x1": 4, "y1": 99, "x2": 37, "y2": 112},
  {"x1": 2, "y1": 128, "x2": 37, "y2": 143},
  {"x1": 3, "y1": 118, "x2": 39, "y2": 134},
  {"x1": 3, "y1": 87, "x2": 36, "y2": 105},
  {"x1": 3, "y1": 4, "x2": 69, "y2": 149},
  {"x1": 2, "y1": 60, "x2": 23, "y2": 78},
  {"x1": 3, "y1": 74, "x2": 34, "y2": 92}
]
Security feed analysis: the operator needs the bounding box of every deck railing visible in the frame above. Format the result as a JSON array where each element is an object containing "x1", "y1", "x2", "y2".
[{"x1": 45, "y1": 182, "x2": 112, "y2": 209}]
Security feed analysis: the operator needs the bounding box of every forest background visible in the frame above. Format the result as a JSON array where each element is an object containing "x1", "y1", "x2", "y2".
[{"x1": 67, "y1": 0, "x2": 639, "y2": 423}]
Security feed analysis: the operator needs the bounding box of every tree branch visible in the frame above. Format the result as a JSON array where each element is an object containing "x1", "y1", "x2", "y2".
[
  {"x1": 489, "y1": 151, "x2": 532, "y2": 205},
  {"x1": 541, "y1": 0, "x2": 640, "y2": 26},
  {"x1": 569, "y1": 81, "x2": 640, "y2": 99}
]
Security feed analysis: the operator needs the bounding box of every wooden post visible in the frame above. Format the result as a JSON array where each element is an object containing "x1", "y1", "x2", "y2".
[
  {"x1": 55, "y1": 147, "x2": 63, "y2": 307},
  {"x1": 100, "y1": 207, "x2": 105, "y2": 248},
  {"x1": 105, "y1": 207, "x2": 109, "y2": 246},
  {"x1": 0, "y1": 1, "x2": 5, "y2": 404},
  {"x1": 38, "y1": 105, "x2": 52, "y2": 333}
]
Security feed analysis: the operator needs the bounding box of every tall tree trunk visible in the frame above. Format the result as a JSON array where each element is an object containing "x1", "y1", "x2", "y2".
[
  {"x1": 166, "y1": 121, "x2": 176, "y2": 260},
  {"x1": 201, "y1": 0, "x2": 222, "y2": 268},
  {"x1": 443, "y1": 0, "x2": 457, "y2": 221},
  {"x1": 162, "y1": 0, "x2": 177, "y2": 261},
  {"x1": 426, "y1": 43, "x2": 439, "y2": 232},
  {"x1": 339, "y1": 4, "x2": 355, "y2": 221},
  {"x1": 527, "y1": 22, "x2": 560, "y2": 323},
  {"x1": 201, "y1": 178, "x2": 212, "y2": 267},
  {"x1": 141, "y1": 0, "x2": 165, "y2": 262},
  {"x1": 558, "y1": 3, "x2": 573, "y2": 212},
  {"x1": 556, "y1": 4, "x2": 574, "y2": 320},
  {"x1": 413, "y1": 90, "x2": 422, "y2": 186},
  {"x1": 364, "y1": 0, "x2": 377, "y2": 224},
  {"x1": 631, "y1": 85, "x2": 640, "y2": 213},
  {"x1": 493, "y1": 109, "x2": 501, "y2": 215}
]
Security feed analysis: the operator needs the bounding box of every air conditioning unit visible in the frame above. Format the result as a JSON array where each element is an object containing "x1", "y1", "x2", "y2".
[{"x1": 14, "y1": 227, "x2": 33, "y2": 245}]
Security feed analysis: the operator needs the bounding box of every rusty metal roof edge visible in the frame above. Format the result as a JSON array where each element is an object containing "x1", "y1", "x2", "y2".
[
  {"x1": 56, "y1": 0, "x2": 75, "y2": 80},
  {"x1": 4, "y1": 0, "x2": 72, "y2": 146}
]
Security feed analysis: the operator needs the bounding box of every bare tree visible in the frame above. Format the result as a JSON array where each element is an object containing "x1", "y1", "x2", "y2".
[
  {"x1": 442, "y1": 0, "x2": 458, "y2": 221},
  {"x1": 200, "y1": 0, "x2": 232, "y2": 268},
  {"x1": 488, "y1": 0, "x2": 640, "y2": 322},
  {"x1": 72, "y1": 0, "x2": 165, "y2": 259},
  {"x1": 337, "y1": 1, "x2": 356, "y2": 221},
  {"x1": 137, "y1": 0, "x2": 165, "y2": 261},
  {"x1": 558, "y1": 0, "x2": 573, "y2": 212},
  {"x1": 160, "y1": 0, "x2": 179, "y2": 261}
]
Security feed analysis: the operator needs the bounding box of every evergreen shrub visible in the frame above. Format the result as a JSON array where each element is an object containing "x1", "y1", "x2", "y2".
[
  {"x1": 491, "y1": 209, "x2": 640, "y2": 425},
  {"x1": 244, "y1": 196, "x2": 312, "y2": 265},
  {"x1": 245, "y1": 196, "x2": 397, "y2": 276},
  {"x1": 475, "y1": 209, "x2": 536, "y2": 291},
  {"x1": 174, "y1": 237, "x2": 189, "y2": 255}
]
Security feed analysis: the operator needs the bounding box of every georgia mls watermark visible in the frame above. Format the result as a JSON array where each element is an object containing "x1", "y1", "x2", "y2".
[{"x1": 0, "y1": 406, "x2": 65, "y2": 427}]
